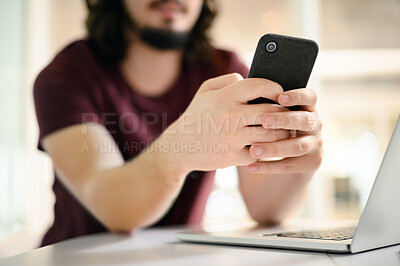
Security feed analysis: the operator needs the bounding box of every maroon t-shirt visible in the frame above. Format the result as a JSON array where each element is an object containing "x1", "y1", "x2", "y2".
[{"x1": 34, "y1": 40, "x2": 249, "y2": 246}]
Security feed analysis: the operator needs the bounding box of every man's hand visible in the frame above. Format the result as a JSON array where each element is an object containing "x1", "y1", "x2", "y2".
[
  {"x1": 157, "y1": 73, "x2": 290, "y2": 172},
  {"x1": 247, "y1": 88, "x2": 323, "y2": 174}
]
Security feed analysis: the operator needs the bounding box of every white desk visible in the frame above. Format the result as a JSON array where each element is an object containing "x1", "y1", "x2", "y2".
[{"x1": 1, "y1": 227, "x2": 399, "y2": 265}]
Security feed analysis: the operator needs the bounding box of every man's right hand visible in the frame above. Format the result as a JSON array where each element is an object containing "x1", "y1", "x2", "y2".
[
  {"x1": 40, "y1": 73, "x2": 290, "y2": 233},
  {"x1": 154, "y1": 73, "x2": 291, "y2": 171}
]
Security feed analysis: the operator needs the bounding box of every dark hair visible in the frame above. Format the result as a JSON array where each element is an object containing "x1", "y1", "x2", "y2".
[{"x1": 85, "y1": 0, "x2": 218, "y2": 65}]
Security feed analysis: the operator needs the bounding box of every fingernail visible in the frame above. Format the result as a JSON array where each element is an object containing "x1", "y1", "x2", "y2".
[
  {"x1": 253, "y1": 145, "x2": 262, "y2": 157},
  {"x1": 249, "y1": 164, "x2": 259, "y2": 172},
  {"x1": 280, "y1": 94, "x2": 290, "y2": 105},
  {"x1": 265, "y1": 115, "x2": 274, "y2": 127}
]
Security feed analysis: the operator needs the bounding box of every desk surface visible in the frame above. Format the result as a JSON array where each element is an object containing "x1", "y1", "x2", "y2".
[{"x1": 1, "y1": 226, "x2": 399, "y2": 266}]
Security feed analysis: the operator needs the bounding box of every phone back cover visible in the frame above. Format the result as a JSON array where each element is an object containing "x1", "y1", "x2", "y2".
[{"x1": 248, "y1": 34, "x2": 319, "y2": 104}]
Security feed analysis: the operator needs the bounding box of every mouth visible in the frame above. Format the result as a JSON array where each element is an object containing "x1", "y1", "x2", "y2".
[{"x1": 149, "y1": 0, "x2": 187, "y2": 20}]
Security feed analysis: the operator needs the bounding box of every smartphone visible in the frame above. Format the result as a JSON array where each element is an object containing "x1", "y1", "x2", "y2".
[{"x1": 247, "y1": 33, "x2": 319, "y2": 107}]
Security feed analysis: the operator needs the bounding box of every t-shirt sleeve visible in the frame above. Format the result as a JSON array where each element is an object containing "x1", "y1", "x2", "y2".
[
  {"x1": 33, "y1": 64, "x2": 103, "y2": 151},
  {"x1": 227, "y1": 52, "x2": 249, "y2": 79}
]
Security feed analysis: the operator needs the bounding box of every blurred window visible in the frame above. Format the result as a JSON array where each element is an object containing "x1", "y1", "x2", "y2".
[{"x1": 0, "y1": 0, "x2": 27, "y2": 241}]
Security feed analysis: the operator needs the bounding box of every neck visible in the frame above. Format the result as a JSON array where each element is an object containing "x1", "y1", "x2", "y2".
[{"x1": 120, "y1": 39, "x2": 184, "y2": 97}]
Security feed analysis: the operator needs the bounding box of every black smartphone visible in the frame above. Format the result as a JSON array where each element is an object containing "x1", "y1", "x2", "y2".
[{"x1": 247, "y1": 33, "x2": 319, "y2": 107}]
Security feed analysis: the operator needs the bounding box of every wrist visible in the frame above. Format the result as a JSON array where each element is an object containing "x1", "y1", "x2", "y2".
[{"x1": 147, "y1": 127, "x2": 194, "y2": 177}]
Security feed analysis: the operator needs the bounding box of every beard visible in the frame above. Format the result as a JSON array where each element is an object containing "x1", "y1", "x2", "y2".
[{"x1": 139, "y1": 27, "x2": 190, "y2": 50}]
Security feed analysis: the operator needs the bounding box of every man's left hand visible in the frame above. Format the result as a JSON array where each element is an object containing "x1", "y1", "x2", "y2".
[{"x1": 247, "y1": 88, "x2": 323, "y2": 174}]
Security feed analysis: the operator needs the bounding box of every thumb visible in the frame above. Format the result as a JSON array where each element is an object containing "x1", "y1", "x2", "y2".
[{"x1": 200, "y1": 73, "x2": 244, "y2": 92}]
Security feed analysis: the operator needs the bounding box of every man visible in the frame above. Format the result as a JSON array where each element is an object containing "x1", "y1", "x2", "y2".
[{"x1": 34, "y1": 0, "x2": 323, "y2": 246}]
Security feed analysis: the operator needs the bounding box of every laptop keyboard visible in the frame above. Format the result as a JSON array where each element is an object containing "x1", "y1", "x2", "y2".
[{"x1": 263, "y1": 226, "x2": 356, "y2": 241}]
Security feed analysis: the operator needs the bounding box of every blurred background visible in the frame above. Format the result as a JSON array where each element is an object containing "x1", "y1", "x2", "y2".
[{"x1": 1, "y1": 0, "x2": 400, "y2": 258}]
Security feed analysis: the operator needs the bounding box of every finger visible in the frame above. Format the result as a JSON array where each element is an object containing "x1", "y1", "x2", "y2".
[
  {"x1": 247, "y1": 152, "x2": 322, "y2": 174},
  {"x1": 277, "y1": 88, "x2": 317, "y2": 111},
  {"x1": 249, "y1": 135, "x2": 317, "y2": 159},
  {"x1": 262, "y1": 111, "x2": 319, "y2": 133},
  {"x1": 240, "y1": 104, "x2": 288, "y2": 126},
  {"x1": 235, "y1": 146, "x2": 257, "y2": 166},
  {"x1": 201, "y1": 73, "x2": 244, "y2": 92},
  {"x1": 224, "y1": 78, "x2": 284, "y2": 103},
  {"x1": 241, "y1": 127, "x2": 290, "y2": 145}
]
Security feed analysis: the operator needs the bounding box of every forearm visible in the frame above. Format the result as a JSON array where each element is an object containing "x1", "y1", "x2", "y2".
[
  {"x1": 239, "y1": 170, "x2": 314, "y2": 224},
  {"x1": 81, "y1": 137, "x2": 191, "y2": 232},
  {"x1": 44, "y1": 75, "x2": 287, "y2": 233}
]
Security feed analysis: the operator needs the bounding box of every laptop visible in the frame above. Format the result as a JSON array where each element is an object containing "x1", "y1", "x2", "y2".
[{"x1": 177, "y1": 115, "x2": 400, "y2": 253}]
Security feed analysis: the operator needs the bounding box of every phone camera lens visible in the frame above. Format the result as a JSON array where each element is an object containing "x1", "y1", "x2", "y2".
[{"x1": 266, "y1": 42, "x2": 277, "y2": 53}]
